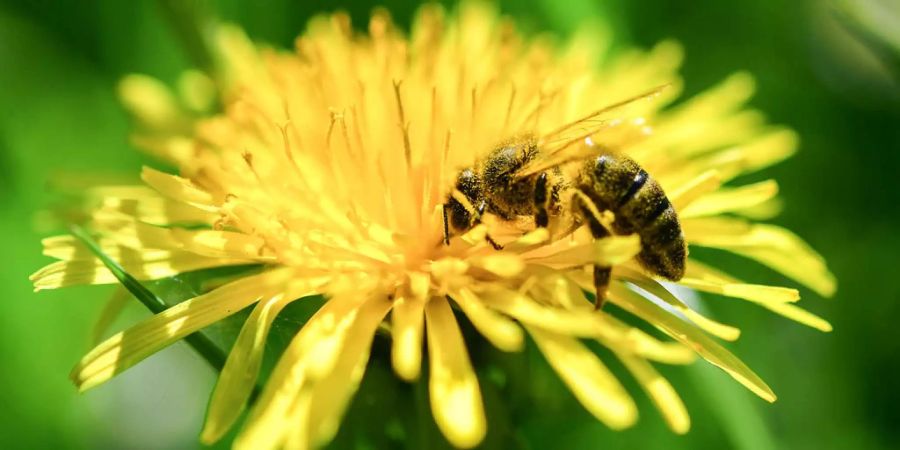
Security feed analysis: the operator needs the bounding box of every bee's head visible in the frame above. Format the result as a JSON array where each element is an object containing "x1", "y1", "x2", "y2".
[{"x1": 445, "y1": 168, "x2": 483, "y2": 233}]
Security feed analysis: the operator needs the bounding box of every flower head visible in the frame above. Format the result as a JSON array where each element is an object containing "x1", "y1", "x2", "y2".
[{"x1": 32, "y1": 3, "x2": 835, "y2": 449}]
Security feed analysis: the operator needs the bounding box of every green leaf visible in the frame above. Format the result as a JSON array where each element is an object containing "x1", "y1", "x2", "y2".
[
  {"x1": 69, "y1": 224, "x2": 231, "y2": 372},
  {"x1": 69, "y1": 224, "x2": 329, "y2": 408}
]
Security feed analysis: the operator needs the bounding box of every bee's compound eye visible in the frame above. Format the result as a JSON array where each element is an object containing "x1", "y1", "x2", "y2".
[{"x1": 447, "y1": 199, "x2": 472, "y2": 231}]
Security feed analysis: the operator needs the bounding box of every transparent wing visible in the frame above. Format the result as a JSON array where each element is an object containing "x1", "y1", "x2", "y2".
[{"x1": 514, "y1": 85, "x2": 669, "y2": 178}]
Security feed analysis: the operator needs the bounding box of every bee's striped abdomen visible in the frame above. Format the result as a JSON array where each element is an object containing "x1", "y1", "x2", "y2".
[{"x1": 579, "y1": 153, "x2": 687, "y2": 281}]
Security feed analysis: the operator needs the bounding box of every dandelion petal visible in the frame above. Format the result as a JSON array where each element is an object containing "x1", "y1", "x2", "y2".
[
  {"x1": 141, "y1": 166, "x2": 217, "y2": 210},
  {"x1": 453, "y1": 288, "x2": 524, "y2": 352},
  {"x1": 760, "y1": 301, "x2": 833, "y2": 332},
  {"x1": 617, "y1": 352, "x2": 690, "y2": 434},
  {"x1": 425, "y1": 297, "x2": 486, "y2": 449},
  {"x1": 621, "y1": 269, "x2": 741, "y2": 341},
  {"x1": 307, "y1": 298, "x2": 392, "y2": 446},
  {"x1": 610, "y1": 284, "x2": 776, "y2": 402},
  {"x1": 685, "y1": 219, "x2": 836, "y2": 297},
  {"x1": 681, "y1": 179, "x2": 778, "y2": 218},
  {"x1": 201, "y1": 294, "x2": 290, "y2": 444},
  {"x1": 71, "y1": 270, "x2": 285, "y2": 391},
  {"x1": 529, "y1": 326, "x2": 638, "y2": 429},
  {"x1": 391, "y1": 295, "x2": 426, "y2": 381},
  {"x1": 237, "y1": 296, "x2": 360, "y2": 450}
]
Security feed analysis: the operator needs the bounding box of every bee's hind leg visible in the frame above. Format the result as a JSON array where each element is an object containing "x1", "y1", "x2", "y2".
[{"x1": 572, "y1": 190, "x2": 613, "y2": 309}]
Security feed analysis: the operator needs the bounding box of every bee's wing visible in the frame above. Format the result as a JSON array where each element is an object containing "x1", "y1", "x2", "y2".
[
  {"x1": 513, "y1": 84, "x2": 669, "y2": 178},
  {"x1": 541, "y1": 84, "x2": 669, "y2": 141},
  {"x1": 513, "y1": 129, "x2": 608, "y2": 177}
]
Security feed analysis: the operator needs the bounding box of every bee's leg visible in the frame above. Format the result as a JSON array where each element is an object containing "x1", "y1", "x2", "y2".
[
  {"x1": 573, "y1": 190, "x2": 613, "y2": 309},
  {"x1": 448, "y1": 188, "x2": 503, "y2": 250},
  {"x1": 533, "y1": 172, "x2": 551, "y2": 228},
  {"x1": 442, "y1": 204, "x2": 451, "y2": 246},
  {"x1": 475, "y1": 200, "x2": 504, "y2": 250}
]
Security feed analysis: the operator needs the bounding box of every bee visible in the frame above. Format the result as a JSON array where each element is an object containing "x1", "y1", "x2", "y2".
[{"x1": 442, "y1": 89, "x2": 687, "y2": 308}]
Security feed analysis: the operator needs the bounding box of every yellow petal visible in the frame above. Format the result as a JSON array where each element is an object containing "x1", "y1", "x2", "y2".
[
  {"x1": 616, "y1": 352, "x2": 690, "y2": 434},
  {"x1": 71, "y1": 270, "x2": 287, "y2": 391},
  {"x1": 685, "y1": 219, "x2": 836, "y2": 297},
  {"x1": 177, "y1": 69, "x2": 216, "y2": 113},
  {"x1": 480, "y1": 288, "x2": 604, "y2": 337},
  {"x1": 90, "y1": 211, "x2": 181, "y2": 249},
  {"x1": 619, "y1": 268, "x2": 741, "y2": 341},
  {"x1": 40, "y1": 234, "x2": 167, "y2": 260},
  {"x1": 670, "y1": 170, "x2": 722, "y2": 211},
  {"x1": 759, "y1": 301, "x2": 833, "y2": 332},
  {"x1": 452, "y1": 288, "x2": 524, "y2": 352},
  {"x1": 678, "y1": 278, "x2": 800, "y2": 305},
  {"x1": 469, "y1": 252, "x2": 525, "y2": 278},
  {"x1": 524, "y1": 234, "x2": 641, "y2": 268},
  {"x1": 391, "y1": 295, "x2": 426, "y2": 381},
  {"x1": 171, "y1": 228, "x2": 275, "y2": 260},
  {"x1": 519, "y1": 277, "x2": 696, "y2": 364},
  {"x1": 729, "y1": 246, "x2": 835, "y2": 299},
  {"x1": 281, "y1": 391, "x2": 314, "y2": 450},
  {"x1": 501, "y1": 227, "x2": 550, "y2": 252},
  {"x1": 681, "y1": 260, "x2": 800, "y2": 304},
  {"x1": 130, "y1": 196, "x2": 214, "y2": 224},
  {"x1": 425, "y1": 297, "x2": 486, "y2": 449},
  {"x1": 31, "y1": 252, "x2": 254, "y2": 290},
  {"x1": 141, "y1": 166, "x2": 218, "y2": 211},
  {"x1": 118, "y1": 74, "x2": 184, "y2": 130},
  {"x1": 605, "y1": 317, "x2": 697, "y2": 365},
  {"x1": 91, "y1": 210, "x2": 252, "y2": 257},
  {"x1": 718, "y1": 128, "x2": 798, "y2": 180},
  {"x1": 236, "y1": 295, "x2": 361, "y2": 450},
  {"x1": 541, "y1": 273, "x2": 592, "y2": 309},
  {"x1": 201, "y1": 294, "x2": 291, "y2": 444},
  {"x1": 637, "y1": 72, "x2": 759, "y2": 164},
  {"x1": 734, "y1": 196, "x2": 783, "y2": 220},
  {"x1": 681, "y1": 180, "x2": 778, "y2": 218},
  {"x1": 528, "y1": 326, "x2": 638, "y2": 429},
  {"x1": 460, "y1": 224, "x2": 490, "y2": 247},
  {"x1": 307, "y1": 298, "x2": 392, "y2": 446},
  {"x1": 609, "y1": 284, "x2": 776, "y2": 402}
]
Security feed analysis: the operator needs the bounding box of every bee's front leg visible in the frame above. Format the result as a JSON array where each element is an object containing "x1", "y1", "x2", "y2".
[
  {"x1": 475, "y1": 200, "x2": 504, "y2": 250},
  {"x1": 441, "y1": 203, "x2": 451, "y2": 246}
]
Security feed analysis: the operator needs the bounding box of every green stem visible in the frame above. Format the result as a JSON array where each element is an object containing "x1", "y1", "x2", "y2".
[{"x1": 70, "y1": 225, "x2": 228, "y2": 372}]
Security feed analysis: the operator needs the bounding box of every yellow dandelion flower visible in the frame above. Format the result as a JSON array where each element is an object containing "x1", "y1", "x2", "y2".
[{"x1": 31, "y1": 3, "x2": 836, "y2": 449}]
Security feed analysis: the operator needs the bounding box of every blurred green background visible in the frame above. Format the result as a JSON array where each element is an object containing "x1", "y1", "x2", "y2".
[{"x1": 1, "y1": 0, "x2": 898, "y2": 449}]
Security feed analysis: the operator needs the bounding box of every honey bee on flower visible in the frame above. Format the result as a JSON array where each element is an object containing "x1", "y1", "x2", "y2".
[{"x1": 31, "y1": 2, "x2": 835, "y2": 449}]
